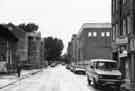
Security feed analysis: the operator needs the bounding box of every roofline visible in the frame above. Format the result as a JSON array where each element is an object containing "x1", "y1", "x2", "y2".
[
  {"x1": 78, "y1": 23, "x2": 112, "y2": 36},
  {"x1": 90, "y1": 59, "x2": 116, "y2": 62},
  {"x1": 82, "y1": 23, "x2": 111, "y2": 28}
]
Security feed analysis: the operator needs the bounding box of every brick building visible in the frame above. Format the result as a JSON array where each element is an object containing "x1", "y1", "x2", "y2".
[
  {"x1": 77, "y1": 23, "x2": 112, "y2": 62},
  {"x1": 112, "y1": 0, "x2": 135, "y2": 90},
  {"x1": 68, "y1": 23, "x2": 112, "y2": 65}
]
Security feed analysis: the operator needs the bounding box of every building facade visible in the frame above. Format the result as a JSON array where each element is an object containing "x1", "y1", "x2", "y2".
[
  {"x1": 0, "y1": 25, "x2": 17, "y2": 72},
  {"x1": 77, "y1": 23, "x2": 112, "y2": 62},
  {"x1": 40, "y1": 38, "x2": 47, "y2": 67},
  {"x1": 0, "y1": 23, "x2": 45, "y2": 71},
  {"x1": 67, "y1": 42, "x2": 72, "y2": 63},
  {"x1": 7, "y1": 24, "x2": 28, "y2": 64},
  {"x1": 27, "y1": 32, "x2": 41, "y2": 68},
  {"x1": 67, "y1": 34, "x2": 80, "y2": 64},
  {"x1": 112, "y1": 0, "x2": 135, "y2": 89},
  {"x1": 0, "y1": 24, "x2": 26, "y2": 72},
  {"x1": 71, "y1": 34, "x2": 77, "y2": 63}
]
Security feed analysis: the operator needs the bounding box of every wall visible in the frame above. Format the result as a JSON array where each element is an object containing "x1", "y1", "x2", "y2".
[{"x1": 78, "y1": 24, "x2": 112, "y2": 61}]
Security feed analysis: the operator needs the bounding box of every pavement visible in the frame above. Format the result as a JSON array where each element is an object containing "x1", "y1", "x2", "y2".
[
  {"x1": 0, "y1": 69, "x2": 42, "y2": 89},
  {"x1": 120, "y1": 83, "x2": 135, "y2": 91},
  {"x1": 120, "y1": 79, "x2": 135, "y2": 91}
]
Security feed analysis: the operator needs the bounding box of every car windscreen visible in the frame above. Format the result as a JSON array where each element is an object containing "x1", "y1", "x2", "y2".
[{"x1": 96, "y1": 61, "x2": 118, "y2": 70}]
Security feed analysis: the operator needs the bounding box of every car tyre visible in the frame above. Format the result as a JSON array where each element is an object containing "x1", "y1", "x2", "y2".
[
  {"x1": 91, "y1": 79, "x2": 98, "y2": 88},
  {"x1": 115, "y1": 85, "x2": 120, "y2": 91}
]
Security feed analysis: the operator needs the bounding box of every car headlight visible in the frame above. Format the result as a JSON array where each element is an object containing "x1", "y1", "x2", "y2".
[
  {"x1": 98, "y1": 75, "x2": 103, "y2": 78},
  {"x1": 117, "y1": 75, "x2": 121, "y2": 79}
]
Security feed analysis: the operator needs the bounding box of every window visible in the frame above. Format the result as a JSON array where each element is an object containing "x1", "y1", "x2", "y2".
[
  {"x1": 112, "y1": 25, "x2": 116, "y2": 40},
  {"x1": 112, "y1": 0, "x2": 116, "y2": 14},
  {"x1": 123, "y1": 19, "x2": 127, "y2": 36},
  {"x1": 96, "y1": 62, "x2": 117, "y2": 70},
  {"x1": 123, "y1": 0, "x2": 127, "y2": 4},
  {"x1": 127, "y1": 16, "x2": 131, "y2": 34},
  {"x1": 116, "y1": 24, "x2": 119, "y2": 36},
  {"x1": 116, "y1": 0, "x2": 119, "y2": 11},
  {"x1": 28, "y1": 36, "x2": 33, "y2": 40},
  {"x1": 101, "y1": 32, "x2": 105, "y2": 37},
  {"x1": 130, "y1": 39, "x2": 135, "y2": 51},
  {"x1": 88, "y1": 32, "x2": 92, "y2": 37},
  {"x1": 93, "y1": 32, "x2": 97, "y2": 37},
  {"x1": 106, "y1": 32, "x2": 110, "y2": 37}
]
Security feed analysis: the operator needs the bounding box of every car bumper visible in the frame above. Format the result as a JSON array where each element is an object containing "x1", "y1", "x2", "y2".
[{"x1": 97, "y1": 79, "x2": 122, "y2": 86}]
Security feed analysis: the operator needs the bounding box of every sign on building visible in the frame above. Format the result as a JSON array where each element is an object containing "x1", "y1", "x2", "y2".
[
  {"x1": 119, "y1": 50, "x2": 128, "y2": 58},
  {"x1": 116, "y1": 37, "x2": 128, "y2": 44}
]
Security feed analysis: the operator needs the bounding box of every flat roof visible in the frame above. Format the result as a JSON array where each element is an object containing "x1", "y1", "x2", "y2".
[
  {"x1": 90, "y1": 59, "x2": 116, "y2": 63},
  {"x1": 78, "y1": 23, "x2": 112, "y2": 34},
  {"x1": 82, "y1": 23, "x2": 111, "y2": 28}
]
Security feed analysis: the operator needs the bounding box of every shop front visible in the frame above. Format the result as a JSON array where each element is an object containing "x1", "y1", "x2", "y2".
[
  {"x1": 113, "y1": 37, "x2": 130, "y2": 81},
  {"x1": 118, "y1": 46, "x2": 129, "y2": 80}
]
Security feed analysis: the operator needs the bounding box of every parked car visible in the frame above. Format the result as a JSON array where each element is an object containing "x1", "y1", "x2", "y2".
[
  {"x1": 66, "y1": 64, "x2": 71, "y2": 70},
  {"x1": 70, "y1": 65, "x2": 76, "y2": 72},
  {"x1": 61, "y1": 62, "x2": 65, "y2": 65},
  {"x1": 86, "y1": 59, "x2": 122, "y2": 89},
  {"x1": 66, "y1": 64, "x2": 74, "y2": 71},
  {"x1": 73, "y1": 67, "x2": 86, "y2": 75},
  {"x1": 50, "y1": 63, "x2": 57, "y2": 67}
]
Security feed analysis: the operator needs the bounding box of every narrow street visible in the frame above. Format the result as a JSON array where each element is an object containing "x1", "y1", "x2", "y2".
[{"x1": 0, "y1": 65, "x2": 103, "y2": 91}]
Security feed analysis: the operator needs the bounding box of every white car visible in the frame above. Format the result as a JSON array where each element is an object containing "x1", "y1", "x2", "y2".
[{"x1": 86, "y1": 59, "x2": 122, "y2": 89}]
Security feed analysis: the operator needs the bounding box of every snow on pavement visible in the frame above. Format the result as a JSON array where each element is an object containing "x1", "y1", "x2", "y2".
[
  {"x1": 0, "y1": 69, "x2": 41, "y2": 88},
  {"x1": 1, "y1": 65, "x2": 96, "y2": 91}
]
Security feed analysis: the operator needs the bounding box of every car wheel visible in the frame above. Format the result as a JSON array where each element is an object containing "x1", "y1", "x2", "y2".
[
  {"x1": 91, "y1": 79, "x2": 98, "y2": 88},
  {"x1": 115, "y1": 85, "x2": 120, "y2": 91}
]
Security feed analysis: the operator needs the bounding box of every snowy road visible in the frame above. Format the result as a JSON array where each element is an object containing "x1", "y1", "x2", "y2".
[{"x1": 1, "y1": 65, "x2": 102, "y2": 91}]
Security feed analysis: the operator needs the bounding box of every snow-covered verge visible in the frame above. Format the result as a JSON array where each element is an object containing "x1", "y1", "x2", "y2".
[{"x1": 0, "y1": 69, "x2": 41, "y2": 89}]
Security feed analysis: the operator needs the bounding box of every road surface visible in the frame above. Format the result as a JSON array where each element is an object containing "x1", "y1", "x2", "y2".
[{"x1": 1, "y1": 65, "x2": 115, "y2": 91}]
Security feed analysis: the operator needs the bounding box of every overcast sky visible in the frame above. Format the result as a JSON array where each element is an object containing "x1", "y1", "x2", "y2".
[{"x1": 0, "y1": 0, "x2": 111, "y2": 54}]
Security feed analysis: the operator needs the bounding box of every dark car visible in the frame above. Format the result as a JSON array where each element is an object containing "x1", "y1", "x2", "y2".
[
  {"x1": 73, "y1": 67, "x2": 86, "y2": 75},
  {"x1": 66, "y1": 65, "x2": 70, "y2": 69},
  {"x1": 66, "y1": 65, "x2": 75, "y2": 72},
  {"x1": 50, "y1": 63, "x2": 57, "y2": 67},
  {"x1": 70, "y1": 65, "x2": 76, "y2": 72}
]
